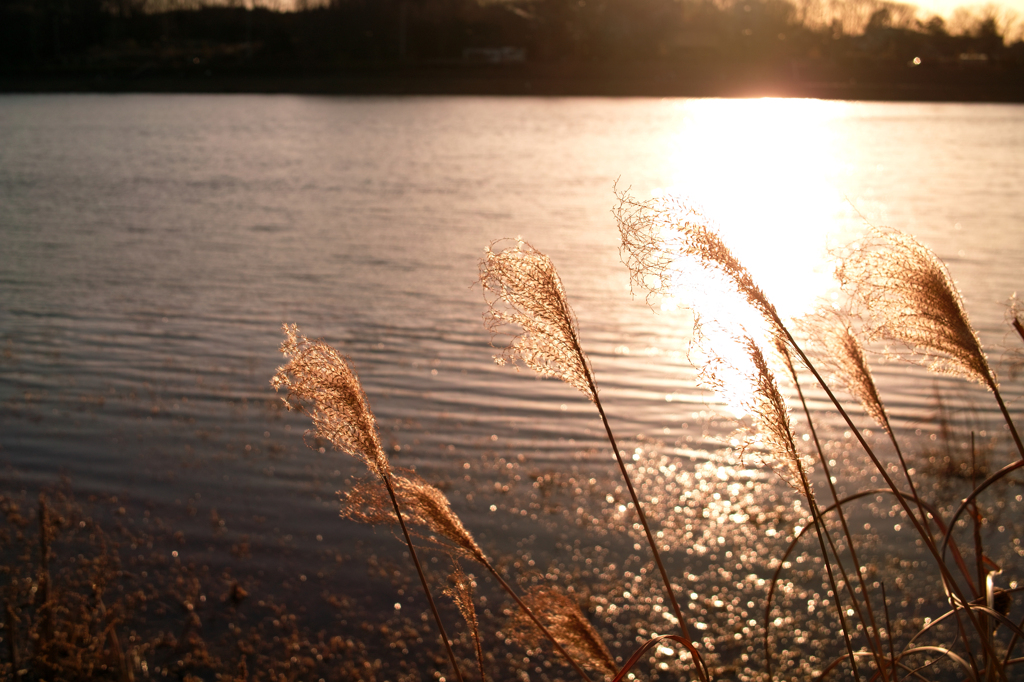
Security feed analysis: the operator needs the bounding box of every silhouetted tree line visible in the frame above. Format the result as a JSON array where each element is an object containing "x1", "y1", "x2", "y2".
[{"x1": 2, "y1": 0, "x2": 1022, "y2": 90}]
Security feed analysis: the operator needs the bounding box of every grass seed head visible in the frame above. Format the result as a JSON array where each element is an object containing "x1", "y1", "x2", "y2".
[
  {"x1": 507, "y1": 585, "x2": 617, "y2": 678},
  {"x1": 340, "y1": 472, "x2": 486, "y2": 564},
  {"x1": 445, "y1": 563, "x2": 487, "y2": 682},
  {"x1": 444, "y1": 563, "x2": 481, "y2": 639},
  {"x1": 699, "y1": 328, "x2": 808, "y2": 491},
  {"x1": 271, "y1": 324, "x2": 389, "y2": 477},
  {"x1": 480, "y1": 239, "x2": 594, "y2": 401},
  {"x1": 835, "y1": 229, "x2": 996, "y2": 390},
  {"x1": 615, "y1": 190, "x2": 785, "y2": 344},
  {"x1": 805, "y1": 309, "x2": 889, "y2": 433}
]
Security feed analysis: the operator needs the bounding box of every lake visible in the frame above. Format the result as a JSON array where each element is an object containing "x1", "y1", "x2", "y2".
[{"x1": 1, "y1": 95, "x2": 1023, "y2": 680}]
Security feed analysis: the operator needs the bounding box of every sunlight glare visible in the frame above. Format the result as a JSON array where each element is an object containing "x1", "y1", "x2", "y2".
[{"x1": 659, "y1": 98, "x2": 848, "y2": 321}]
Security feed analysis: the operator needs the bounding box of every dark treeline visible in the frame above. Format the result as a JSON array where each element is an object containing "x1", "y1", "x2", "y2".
[{"x1": 2, "y1": 0, "x2": 1022, "y2": 97}]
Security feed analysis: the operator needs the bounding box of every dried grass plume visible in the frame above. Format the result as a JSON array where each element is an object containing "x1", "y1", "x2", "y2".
[
  {"x1": 507, "y1": 586, "x2": 617, "y2": 678},
  {"x1": 698, "y1": 328, "x2": 809, "y2": 491},
  {"x1": 340, "y1": 472, "x2": 486, "y2": 565},
  {"x1": 614, "y1": 190, "x2": 784, "y2": 342},
  {"x1": 445, "y1": 564, "x2": 487, "y2": 682},
  {"x1": 835, "y1": 229, "x2": 997, "y2": 391},
  {"x1": 271, "y1": 324, "x2": 389, "y2": 477},
  {"x1": 806, "y1": 310, "x2": 889, "y2": 432},
  {"x1": 480, "y1": 239, "x2": 594, "y2": 400}
]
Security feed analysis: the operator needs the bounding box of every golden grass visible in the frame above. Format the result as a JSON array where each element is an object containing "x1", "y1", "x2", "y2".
[
  {"x1": 5, "y1": 196, "x2": 1020, "y2": 682},
  {"x1": 265, "y1": 211, "x2": 1022, "y2": 681}
]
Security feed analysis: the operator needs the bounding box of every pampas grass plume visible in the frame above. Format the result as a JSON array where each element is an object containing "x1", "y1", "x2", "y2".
[
  {"x1": 507, "y1": 586, "x2": 617, "y2": 678},
  {"x1": 480, "y1": 239, "x2": 594, "y2": 401},
  {"x1": 340, "y1": 472, "x2": 486, "y2": 565},
  {"x1": 835, "y1": 229, "x2": 996, "y2": 391},
  {"x1": 445, "y1": 564, "x2": 487, "y2": 682},
  {"x1": 271, "y1": 324, "x2": 390, "y2": 478},
  {"x1": 807, "y1": 310, "x2": 889, "y2": 433},
  {"x1": 614, "y1": 190, "x2": 784, "y2": 343}
]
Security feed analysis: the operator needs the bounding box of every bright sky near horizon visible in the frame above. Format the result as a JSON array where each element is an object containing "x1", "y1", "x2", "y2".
[{"x1": 919, "y1": 0, "x2": 1023, "y2": 18}]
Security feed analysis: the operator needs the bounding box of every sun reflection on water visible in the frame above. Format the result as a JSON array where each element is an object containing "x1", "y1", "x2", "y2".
[{"x1": 656, "y1": 97, "x2": 851, "y2": 322}]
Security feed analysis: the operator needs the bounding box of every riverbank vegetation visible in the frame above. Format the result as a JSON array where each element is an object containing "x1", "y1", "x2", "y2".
[
  {"x1": 2, "y1": 201, "x2": 1022, "y2": 680},
  {"x1": 266, "y1": 200, "x2": 1023, "y2": 679}
]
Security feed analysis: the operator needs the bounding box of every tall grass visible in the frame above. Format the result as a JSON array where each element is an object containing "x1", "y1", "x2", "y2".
[{"x1": 271, "y1": 198, "x2": 1023, "y2": 681}]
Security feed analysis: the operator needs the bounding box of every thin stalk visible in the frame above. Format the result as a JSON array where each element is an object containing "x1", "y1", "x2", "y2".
[
  {"x1": 881, "y1": 583, "x2": 897, "y2": 680},
  {"x1": 888, "y1": 402, "x2": 977, "y2": 597},
  {"x1": 781, "y1": 329, "x2": 936, "y2": 544},
  {"x1": 576, "y1": 351, "x2": 707, "y2": 681},
  {"x1": 592, "y1": 393, "x2": 691, "y2": 643},
  {"x1": 786, "y1": 362, "x2": 881, "y2": 680},
  {"x1": 569, "y1": 334, "x2": 697, "y2": 650},
  {"x1": 381, "y1": 473, "x2": 465, "y2": 682},
  {"x1": 873, "y1": 379, "x2": 932, "y2": 514},
  {"x1": 782, "y1": 326, "x2": 1000, "y2": 680},
  {"x1": 969, "y1": 436, "x2": 994, "y2": 681},
  {"x1": 611, "y1": 634, "x2": 709, "y2": 682},
  {"x1": 794, "y1": 462, "x2": 868, "y2": 682},
  {"x1": 590, "y1": 392, "x2": 709, "y2": 681},
  {"x1": 478, "y1": 557, "x2": 593, "y2": 682},
  {"x1": 971, "y1": 494, "x2": 990, "y2": 678},
  {"x1": 797, "y1": 367, "x2": 988, "y2": 680},
  {"x1": 988, "y1": 385, "x2": 1024, "y2": 463},
  {"x1": 1012, "y1": 317, "x2": 1024, "y2": 346},
  {"x1": 764, "y1": 488, "x2": 944, "y2": 680},
  {"x1": 879, "y1": 411, "x2": 944, "y2": 564}
]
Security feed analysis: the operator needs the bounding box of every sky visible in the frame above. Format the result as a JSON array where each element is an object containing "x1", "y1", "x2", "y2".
[{"x1": 920, "y1": 0, "x2": 1023, "y2": 18}]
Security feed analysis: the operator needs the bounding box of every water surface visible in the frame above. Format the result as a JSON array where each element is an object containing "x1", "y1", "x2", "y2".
[{"x1": 1, "y1": 95, "x2": 1023, "y2": 679}]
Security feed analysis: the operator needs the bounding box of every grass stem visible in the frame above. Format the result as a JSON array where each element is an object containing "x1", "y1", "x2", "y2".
[
  {"x1": 989, "y1": 385, "x2": 1024, "y2": 463},
  {"x1": 784, "y1": 360, "x2": 878, "y2": 680},
  {"x1": 783, "y1": 326, "x2": 1005, "y2": 679},
  {"x1": 381, "y1": 474, "x2": 465, "y2": 682},
  {"x1": 478, "y1": 559, "x2": 593, "y2": 682}
]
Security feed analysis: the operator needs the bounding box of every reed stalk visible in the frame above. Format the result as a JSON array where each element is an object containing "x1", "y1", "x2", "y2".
[
  {"x1": 341, "y1": 470, "x2": 595, "y2": 680},
  {"x1": 880, "y1": 582, "x2": 897, "y2": 678},
  {"x1": 272, "y1": 325, "x2": 464, "y2": 682},
  {"x1": 479, "y1": 239, "x2": 702, "y2": 669},
  {"x1": 807, "y1": 312, "x2": 938, "y2": 538},
  {"x1": 581, "y1": 348, "x2": 696, "y2": 651},
  {"x1": 783, "y1": 326, "x2": 1002, "y2": 678},
  {"x1": 382, "y1": 474, "x2": 466, "y2": 682},
  {"x1": 801, "y1": 312, "x2": 1013, "y2": 669},
  {"x1": 615, "y1": 191, "x2": 1017, "y2": 678},
  {"x1": 780, "y1": 348, "x2": 883, "y2": 680},
  {"x1": 802, "y1": 311, "x2": 995, "y2": 637}
]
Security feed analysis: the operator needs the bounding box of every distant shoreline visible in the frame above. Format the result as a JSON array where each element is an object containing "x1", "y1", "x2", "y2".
[{"x1": 3, "y1": 65, "x2": 1023, "y2": 102}]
